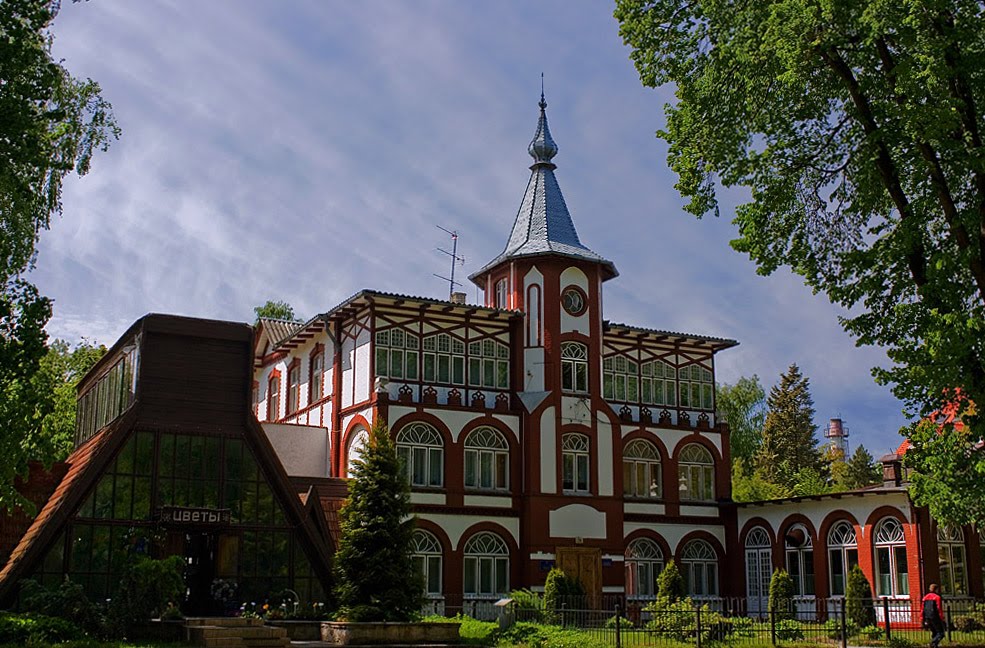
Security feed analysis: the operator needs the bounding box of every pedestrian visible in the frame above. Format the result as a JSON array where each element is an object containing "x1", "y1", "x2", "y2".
[{"x1": 922, "y1": 583, "x2": 945, "y2": 648}]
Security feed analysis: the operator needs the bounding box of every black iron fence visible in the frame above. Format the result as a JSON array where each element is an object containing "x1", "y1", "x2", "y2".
[{"x1": 426, "y1": 594, "x2": 985, "y2": 646}]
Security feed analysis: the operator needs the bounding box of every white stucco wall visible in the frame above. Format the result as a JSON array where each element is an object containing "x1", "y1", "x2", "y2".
[{"x1": 261, "y1": 422, "x2": 330, "y2": 478}]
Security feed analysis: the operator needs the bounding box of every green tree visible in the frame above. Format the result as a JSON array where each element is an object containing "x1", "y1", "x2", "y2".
[
  {"x1": 768, "y1": 569, "x2": 795, "y2": 620},
  {"x1": 716, "y1": 375, "x2": 766, "y2": 468},
  {"x1": 843, "y1": 445, "x2": 882, "y2": 490},
  {"x1": 656, "y1": 559, "x2": 685, "y2": 603},
  {"x1": 756, "y1": 365, "x2": 822, "y2": 488},
  {"x1": 791, "y1": 467, "x2": 830, "y2": 497},
  {"x1": 731, "y1": 463, "x2": 790, "y2": 503},
  {"x1": 845, "y1": 565, "x2": 876, "y2": 628},
  {"x1": 254, "y1": 300, "x2": 298, "y2": 322},
  {"x1": 614, "y1": 0, "x2": 985, "y2": 526},
  {"x1": 0, "y1": 0, "x2": 118, "y2": 507},
  {"x1": 333, "y1": 420, "x2": 421, "y2": 622}
]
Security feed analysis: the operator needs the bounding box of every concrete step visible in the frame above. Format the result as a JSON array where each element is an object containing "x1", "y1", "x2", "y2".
[
  {"x1": 201, "y1": 639, "x2": 244, "y2": 648},
  {"x1": 185, "y1": 616, "x2": 265, "y2": 627}
]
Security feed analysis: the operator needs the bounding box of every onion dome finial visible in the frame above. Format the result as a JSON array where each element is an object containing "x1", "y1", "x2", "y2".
[{"x1": 528, "y1": 78, "x2": 558, "y2": 166}]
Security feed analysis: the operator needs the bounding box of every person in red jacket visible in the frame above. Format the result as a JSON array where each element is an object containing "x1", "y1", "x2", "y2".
[{"x1": 922, "y1": 583, "x2": 945, "y2": 648}]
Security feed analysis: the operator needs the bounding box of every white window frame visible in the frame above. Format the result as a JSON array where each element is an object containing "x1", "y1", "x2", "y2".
[
  {"x1": 640, "y1": 360, "x2": 676, "y2": 406},
  {"x1": 375, "y1": 328, "x2": 420, "y2": 382},
  {"x1": 937, "y1": 525, "x2": 968, "y2": 597},
  {"x1": 495, "y1": 278, "x2": 509, "y2": 309},
  {"x1": 874, "y1": 518, "x2": 909, "y2": 598},
  {"x1": 603, "y1": 355, "x2": 639, "y2": 402},
  {"x1": 345, "y1": 428, "x2": 368, "y2": 478},
  {"x1": 678, "y1": 364, "x2": 714, "y2": 410},
  {"x1": 463, "y1": 532, "x2": 509, "y2": 598},
  {"x1": 626, "y1": 538, "x2": 664, "y2": 599},
  {"x1": 560, "y1": 342, "x2": 588, "y2": 393},
  {"x1": 681, "y1": 539, "x2": 719, "y2": 597},
  {"x1": 745, "y1": 527, "x2": 772, "y2": 606},
  {"x1": 467, "y1": 338, "x2": 510, "y2": 390},
  {"x1": 827, "y1": 521, "x2": 858, "y2": 597},
  {"x1": 623, "y1": 439, "x2": 662, "y2": 499},
  {"x1": 464, "y1": 427, "x2": 509, "y2": 491},
  {"x1": 562, "y1": 433, "x2": 590, "y2": 493},
  {"x1": 679, "y1": 444, "x2": 715, "y2": 501},
  {"x1": 422, "y1": 333, "x2": 465, "y2": 385},
  {"x1": 412, "y1": 530, "x2": 443, "y2": 597},
  {"x1": 396, "y1": 423, "x2": 444, "y2": 488},
  {"x1": 785, "y1": 524, "x2": 815, "y2": 596}
]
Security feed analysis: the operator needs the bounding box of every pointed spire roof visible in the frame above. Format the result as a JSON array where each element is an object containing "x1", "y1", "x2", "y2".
[{"x1": 471, "y1": 93, "x2": 617, "y2": 285}]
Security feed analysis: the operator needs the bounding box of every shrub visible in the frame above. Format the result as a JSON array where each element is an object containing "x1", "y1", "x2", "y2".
[
  {"x1": 846, "y1": 565, "x2": 876, "y2": 628},
  {"x1": 510, "y1": 588, "x2": 545, "y2": 622},
  {"x1": 774, "y1": 619, "x2": 804, "y2": 641},
  {"x1": 644, "y1": 597, "x2": 730, "y2": 643},
  {"x1": 954, "y1": 602, "x2": 985, "y2": 632},
  {"x1": 822, "y1": 617, "x2": 859, "y2": 639},
  {"x1": 768, "y1": 569, "x2": 795, "y2": 621},
  {"x1": 656, "y1": 560, "x2": 685, "y2": 603},
  {"x1": 0, "y1": 612, "x2": 84, "y2": 644},
  {"x1": 730, "y1": 616, "x2": 755, "y2": 638},
  {"x1": 887, "y1": 636, "x2": 919, "y2": 648},
  {"x1": 111, "y1": 553, "x2": 186, "y2": 628},
  {"x1": 543, "y1": 568, "x2": 583, "y2": 623},
  {"x1": 859, "y1": 624, "x2": 884, "y2": 641},
  {"x1": 19, "y1": 578, "x2": 107, "y2": 636}
]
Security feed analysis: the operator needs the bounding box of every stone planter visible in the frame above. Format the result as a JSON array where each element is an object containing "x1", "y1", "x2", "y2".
[
  {"x1": 266, "y1": 619, "x2": 323, "y2": 641},
  {"x1": 130, "y1": 619, "x2": 185, "y2": 642},
  {"x1": 321, "y1": 620, "x2": 461, "y2": 645}
]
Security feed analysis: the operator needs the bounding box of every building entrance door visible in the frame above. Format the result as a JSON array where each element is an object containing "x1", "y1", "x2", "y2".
[
  {"x1": 745, "y1": 547, "x2": 772, "y2": 617},
  {"x1": 555, "y1": 546, "x2": 602, "y2": 605},
  {"x1": 183, "y1": 532, "x2": 217, "y2": 616}
]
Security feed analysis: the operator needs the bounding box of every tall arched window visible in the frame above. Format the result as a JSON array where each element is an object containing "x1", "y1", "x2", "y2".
[
  {"x1": 681, "y1": 539, "x2": 718, "y2": 597},
  {"x1": 938, "y1": 525, "x2": 968, "y2": 596},
  {"x1": 266, "y1": 373, "x2": 281, "y2": 421},
  {"x1": 626, "y1": 538, "x2": 664, "y2": 599},
  {"x1": 495, "y1": 278, "x2": 509, "y2": 309},
  {"x1": 679, "y1": 444, "x2": 715, "y2": 501},
  {"x1": 464, "y1": 427, "x2": 509, "y2": 491},
  {"x1": 623, "y1": 439, "x2": 662, "y2": 498},
  {"x1": 745, "y1": 527, "x2": 772, "y2": 607},
  {"x1": 463, "y1": 532, "x2": 509, "y2": 597},
  {"x1": 396, "y1": 423, "x2": 444, "y2": 487},
  {"x1": 785, "y1": 524, "x2": 815, "y2": 596},
  {"x1": 287, "y1": 361, "x2": 301, "y2": 414},
  {"x1": 827, "y1": 521, "x2": 859, "y2": 596},
  {"x1": 412, "y1": 530, "x2": 443, "y2": 597},
  {"x1": 874, "y1": 518, "x2": 909, "y2": 597},
  {"x1": 345, "y1": 428, "x2": 368, "y2": 478},
  {"x1": 526, "y1": 285, "x2": 541, "y2": 346},
  {"x1": 562, "y1": 433, "x2": 590, "y2": 493},
  {"x1": 560, "y1": 342, "x2": 588, "y2": 393},
  {"x1": 309, "y1": 350, "x2": 324, "y2": 403}
]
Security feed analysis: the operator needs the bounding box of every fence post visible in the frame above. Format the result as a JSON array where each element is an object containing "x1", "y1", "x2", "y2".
[
  {"x1": 615, "y1": 603, "x2": 622, "y2": 648},
  {"x1": 882, "y1": 598, "x2": 892, "y2": 641},
  {"x1": 840, "y1": 599, "x2": 848, "y2": 648},
  {"x1": 946, "y1": 604, "x2": 953, "y2": 643},
  {"x1": 561, "y1": 602, "x2": 566, "y2": 628},
  {"x1": 770, "y1": 603, "x2": 777, "y2": 646},
  {"x1": 696, "y1": 603, "x2": 703, "y2": 648}
]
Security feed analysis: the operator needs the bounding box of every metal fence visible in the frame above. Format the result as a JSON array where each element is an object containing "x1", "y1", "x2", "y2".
[{"x1": 488, "y1": 595, "x2": 985, "y2": 646}]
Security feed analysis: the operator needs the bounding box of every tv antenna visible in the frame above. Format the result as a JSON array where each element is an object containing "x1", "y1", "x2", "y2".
[{"x1": 434, "y1": 225, "x2": 466, "y2": 299}]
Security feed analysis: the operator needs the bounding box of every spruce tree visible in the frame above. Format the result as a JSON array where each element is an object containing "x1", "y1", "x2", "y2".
[
  {"x1": 844, "y1": 446, "x2": 882, "y2": 490},
  {"x1": 756, "y1": 364, "x2": 822, "y2": 488},
  {"x1": 845, "y1": 565, "x2": 875, "y2": 628},
  {"x1": 334, "y1": 420, "x2": 422, "y2": 621},
  {"x1": 768, "y1": 569, "x2": 795, "y2": 620},
  {"x1": 656, "y1": 560, "x2": 685, "y2": 603}
]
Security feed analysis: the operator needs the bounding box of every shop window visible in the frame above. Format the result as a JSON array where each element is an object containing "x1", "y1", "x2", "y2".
[
  {"x1": 396, "y1": 423, "x2": 444, "y2": 488},
  {"x1": 623, "y1": 439, "x2": 662, "y2": 498},
  {"x1": 827, "y1": 521, "x2": 858, "y2": 597},
  {"x1": 560, "y1": 342, "x2": 588, "y2": 393},
  {"x1": 679, "y1": 444, "x2": 715, "y2": 501},
  {"x1": 785, "y1": 524, "x2": 815, "y2": 596},
  {"x1": 937, "y1": 525, "x2": 968, "y2": 596},
  {"x1": 681, "y1": 539, "x2": 718, "y2": 597},
  {"x1": 625, "y1": 538, "x2": 664, "y2": 599},
  {"x1": 412, "y1": 530, "x2": 443, "y2": 597},
  {"x1": 464, "y1": 427, "x2": 509, "y2": 491},
  {"x1": 463, "y1": 532, "x2": 509, "y2": 597},
  {"x1": 561, "y1": 433, "x2": 590, "y2": 493},
  {"x1": 678, "y1": 364, "x2": 714, "y2": 410},
  {"x1": 375, "y1": 328, "x2": 419, "y2": 381},
  {"x1": 874, "y1": 518, "x2": 909, "y2": 597}
]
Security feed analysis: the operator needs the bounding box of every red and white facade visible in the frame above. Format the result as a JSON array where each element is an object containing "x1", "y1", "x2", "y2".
[{"x1": 251, "y1": 97, "x2": 985, "y2": 615}]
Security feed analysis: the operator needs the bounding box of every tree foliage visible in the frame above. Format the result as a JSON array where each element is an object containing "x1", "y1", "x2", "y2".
[
  {"x1": 615, "y1": 0, "x2": 985, "y2": 525},
  {"x1": 846, "y1": 565, "x2": 876, "y2": 628},
  {"x1": 716, "y1": 375, "x2": 766, "y2": 467},
  {"x1": 730, "y1": 462, "x2": 791, "y2": 503},
  {"x1": 843, "y1": 445, "x2": 882, "y2": 490},
  {"x1": 769, "y1": 569, "x2": 795, "y2": 620},
  {"x1": 333, "y1": 420, "x2": 422, "y2": 622},
  {"x1": 756, "y1": 364, "x2": 822, "y2": 488},
  {"x1": 656, "y1": 559, "x2": 685, "y2": 603},
  {"x1": 0, "y1": 0, "x2": 118, "y2": 507},
  {"x1": 254, "y1": 300, "x2": 298, "y2": 322}
]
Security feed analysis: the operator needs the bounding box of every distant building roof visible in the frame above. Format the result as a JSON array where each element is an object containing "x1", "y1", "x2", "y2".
[
  {"x1": 257, "y1": 317, "x2": 304, "y2": 347},
  {"x1": 471, "y1": 94, "x2": 617, "y2": 284}
]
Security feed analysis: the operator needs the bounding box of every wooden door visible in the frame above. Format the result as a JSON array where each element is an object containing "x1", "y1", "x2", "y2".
[{"x1": 555, "y1": 546, "x2": 602, "y2": 605}]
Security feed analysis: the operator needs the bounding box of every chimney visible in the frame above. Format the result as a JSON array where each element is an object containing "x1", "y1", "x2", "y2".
[
  {"x1": 450, "y1": 292, "x2": 467, "y2": 305},
  {"x1": 880, "y1": 453, "x2": 903, "y2": 487}
]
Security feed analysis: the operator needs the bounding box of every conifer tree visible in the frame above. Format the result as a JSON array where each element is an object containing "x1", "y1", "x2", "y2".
[
  {"x1": 844, "y1": 446, "x2": 882, "y2": 490},
  {"x1": 334, "y1": 420, "x2": 422, "y2": 621},
  {"x1": 656, "y1": 560, "x2": 685, "y2": 603},
  {"x1": 768, "y1": 569, "x2": 795, "y2": 620},
  {"x1": 756, "y1": 364, "x2": 822, "y2": 488},
  {"x1": 845, "y1": 565, "x2": 875, "y2": 628}
]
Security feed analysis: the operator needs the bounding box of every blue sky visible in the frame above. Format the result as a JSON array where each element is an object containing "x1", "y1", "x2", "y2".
[{"x1": 35, "y1": 0, "x2": 910, "y2": 454}]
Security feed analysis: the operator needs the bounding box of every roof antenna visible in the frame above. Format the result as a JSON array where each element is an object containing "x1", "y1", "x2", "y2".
[
  {"x1": 434, "y1": 225, "x2": 466, "y2": 301},
  {"x1": 540, "y1": 72, "x2": 546, "y2": 107}
]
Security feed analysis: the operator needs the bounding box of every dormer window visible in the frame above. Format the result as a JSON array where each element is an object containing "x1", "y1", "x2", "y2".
[
  {"x1": 495, "y1": 279, "x2": 509, "y2": 309},
  {"x1": 560, "y1": 342, "x2": 588, "y2": 393}
]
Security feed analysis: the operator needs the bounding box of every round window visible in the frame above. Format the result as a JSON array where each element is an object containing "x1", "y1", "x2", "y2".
[{"x1": 561, "y1": 287, "x2": 586, "y2": 316}]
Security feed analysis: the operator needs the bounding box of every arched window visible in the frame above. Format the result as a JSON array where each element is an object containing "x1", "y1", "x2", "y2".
[
  {"x1": 937, "y1": 525, "x2": 968, "y2": 596},
  {"x1": 396, "y1": 423, "x2": 444, "y2": 487},
  {"x1": 266, "y1": 373, "x2": 281, "y2": 421},
  {"x1": 287, "y1": 361, "x2": 301, "y2": 414},
  {"x1": 681, "y1": 539, "x2": 718, "y2": 596},
  {"x1": 560, "y1": 342, "x2": 588, "y2": 393},
  {"x1": 526, "y1": 285, "x2": 541, "y2": 346},
  {"x1": 495, "y1": 278, "x2": 509, "y2": 309},
  {"x1": 828, "y1": 521, "x2": 859, "y2": 596},
  {"x1": 745, "y1": 527, "x2": 772, "y2": 606},
  {"x1": 309, "y1": 350, "x2": 324, "y2": 402},
  {"x1": 874, "y1": 518, "x2": 909, "y2": 597},
  {"x1": 464, "y1": 427, "x2": 509, "y2": 491},
  {"x1": 345, "y1": 428, "x2": 368, "y2": 478},
  {"x1": 412, "y1": 530, "x2": 443, "y2": 597},
  {"x1": 785, "y1": 524, "x2": 815, "y2": 596},
  {"x1": 463, "y1": 532, "x2": 509, "y2": 597},
  {"x1": 623, "y1": 439, "x2": 662, "y2": 498},
  {"x1": 679, "y1": 444, "x2": 715, "y2": 501},
  {"x1": 626, "y1": 538, "x2": 664, "y2": 599},
  {"x1": 562, "y1": 433, "x2": 590, "y2": 493}
]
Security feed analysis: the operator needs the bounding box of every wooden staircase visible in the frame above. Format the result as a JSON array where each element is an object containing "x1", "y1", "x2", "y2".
[{"x1": 184, "y1": 617, "x2": 290, "y2": 648}]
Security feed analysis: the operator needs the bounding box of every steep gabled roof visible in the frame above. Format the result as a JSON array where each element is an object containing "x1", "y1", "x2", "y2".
[{"x1": 471, "y1": 94, "x2": 617, "y2": 284}]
